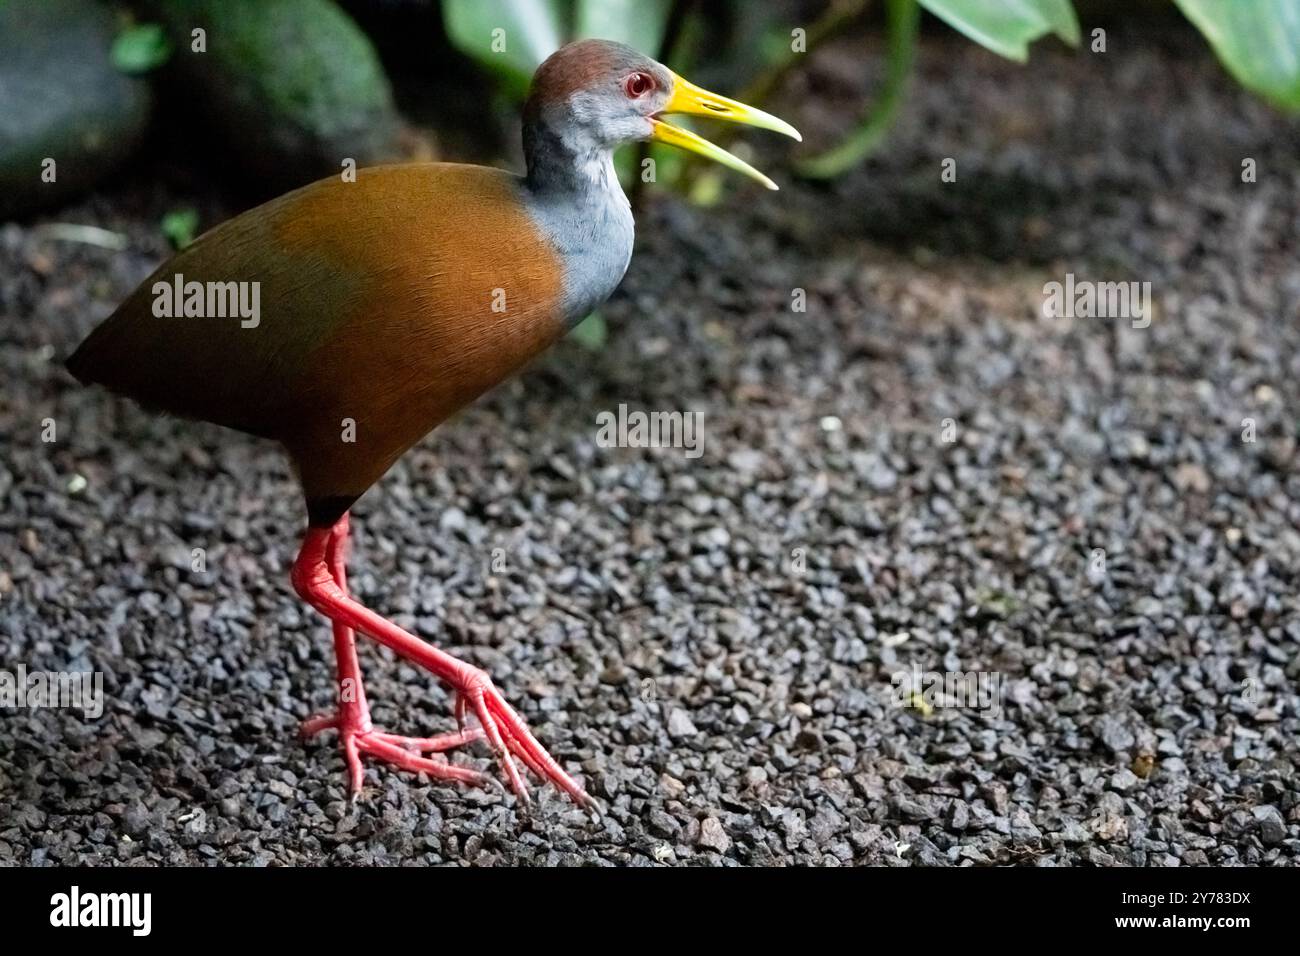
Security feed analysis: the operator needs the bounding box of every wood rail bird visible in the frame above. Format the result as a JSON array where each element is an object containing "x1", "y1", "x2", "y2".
[{"x1": 68, "y1": 39, "x2": 799, "y2": 814}]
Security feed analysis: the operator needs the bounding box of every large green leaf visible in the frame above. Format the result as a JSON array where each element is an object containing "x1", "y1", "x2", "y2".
[
  {"x1": 575, "y1": 0, "x2": 672, "y2": 54},
  {"x1": 442, "y1": 0, "x2": 562, "y2": 86},
  {"x1": 917, "y1": 0, "x2": 1079, "y2": 62},
  {"x1": 1175, "y1": 0, "x2": 1300, "y2": 110}
]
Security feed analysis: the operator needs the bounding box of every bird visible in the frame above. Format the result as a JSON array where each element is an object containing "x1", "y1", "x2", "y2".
[{"x1": 67, "y1": 38, "x2": 800, "y2": 814}]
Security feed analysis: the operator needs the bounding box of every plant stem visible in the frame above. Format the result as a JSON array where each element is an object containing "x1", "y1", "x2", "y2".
[
  {"x1": 796, "y1": 0, "x2": 919, "y2": 179},
  {"x1": 740, "y1": 0, "x2": 871, "y2": 112},
  {"x1": 677, "y1": 0, "x2": 871, "y2": 197}
]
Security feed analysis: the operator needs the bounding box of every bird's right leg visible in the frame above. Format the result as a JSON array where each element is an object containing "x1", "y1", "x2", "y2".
[{"x1": 296, "y1": 516, "x2": 487, "y2": 794}]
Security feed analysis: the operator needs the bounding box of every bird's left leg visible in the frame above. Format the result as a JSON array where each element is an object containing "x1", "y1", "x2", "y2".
[
  {"x1": 299, "y1": 513, "x2": 372, "y2": 741},
  {"x1": 298, "y1": 515, "x2": 485, "y2": 794}
]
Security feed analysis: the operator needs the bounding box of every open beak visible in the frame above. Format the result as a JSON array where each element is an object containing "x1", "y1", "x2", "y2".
[{"x1": 650, "y1": 73, "x2": 801, "y2": 191}]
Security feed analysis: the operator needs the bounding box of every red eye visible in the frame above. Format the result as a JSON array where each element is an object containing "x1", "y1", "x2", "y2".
[{"x1": 624, "y1": 73, "x2": 654, "y2": 98}]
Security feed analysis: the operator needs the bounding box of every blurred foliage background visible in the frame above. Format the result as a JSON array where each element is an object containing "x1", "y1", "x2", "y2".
[{"x1": 3, "y1": 0, "x2": 1298, "y2": 221}]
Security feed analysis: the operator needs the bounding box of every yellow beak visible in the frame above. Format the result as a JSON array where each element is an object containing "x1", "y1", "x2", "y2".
[{"x1": 650, "y1": 73, "x2": 801, "y2": 191}]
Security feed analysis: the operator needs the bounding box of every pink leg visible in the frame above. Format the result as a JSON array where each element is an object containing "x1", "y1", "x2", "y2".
[
  {"x1": 299, "y1": 515, "x2": 488, "y2": 794},
  {"x1": 293, "y1": 515, "x2": 597, "y2": 815},
  {"x1": 300, "y1": 514, "x2": 372, "y2": 739}
]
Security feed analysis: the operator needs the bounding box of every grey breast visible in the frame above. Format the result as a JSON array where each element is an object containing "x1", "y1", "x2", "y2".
[{"x1": 520, "y1": 157, "x2": 636, "y2": 327}]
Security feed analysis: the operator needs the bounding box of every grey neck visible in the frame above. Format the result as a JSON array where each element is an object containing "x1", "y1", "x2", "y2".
[
  {"x1": 525, "y1": 121, "x2": 617, "y2": 195},
  {"x1": 521, "y1": 121, "x2": 635, "y2": 327}
]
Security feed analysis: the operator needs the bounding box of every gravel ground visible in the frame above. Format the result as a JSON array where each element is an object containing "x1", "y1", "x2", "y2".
[{"x1": 2, "y1": 26, "x2": 1298, "y2": 866}]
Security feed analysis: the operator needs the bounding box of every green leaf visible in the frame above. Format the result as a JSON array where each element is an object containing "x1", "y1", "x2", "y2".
[
  {"x1": 442, "y1": 0, "x2": 562, "y2": 89},
  {"x1": 111, "y1": 23, "x2": 172, "y2": 75},
  {"x1": 575, "y1": 0, "x2": 672, "y2": 54},
  {"x1": 1034, "y1": 0, "x2": 1081, "y2": 46},
  {"x1": 570, "y1": 311, "x2": 608, "y2": 350},
  {"x1": 161, "y1": 208, "x2": 199, "y2": 250},
  {"x1": 1175, "y1": 0, "x2": 1300, "y2": 110},
  {"x1": 917, "y1": 0, "x2": 1079, "y2": 62}
]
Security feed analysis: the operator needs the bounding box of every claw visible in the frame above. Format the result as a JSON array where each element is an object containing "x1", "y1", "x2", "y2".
[
  {"x1": 496, "y1": 722, "x2": 549, "y2": 781},
  {"x1": 305, "y1": 717, "x2": 490, "y2": 795},
  {"x1": 469, "y1": 685, "x2": 531, "y2": 804},
  {"x1": 449, "y1": 665, "x2": 594, "y2": 812},
  {"x1": 300, "y1": 713, "x2": 340, "y2": 739},
  {"x1": 373, "y1": 726, "x2": 485, "y2": 753}
]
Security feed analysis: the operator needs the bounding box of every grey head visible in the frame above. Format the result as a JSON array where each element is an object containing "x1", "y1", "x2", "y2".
[
  {"x1": 516, "y1": 39, "x2": 801, "y2": 323},
  {"x1": 522, "y1": 39, "x2": 674, "y2": 192}
]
